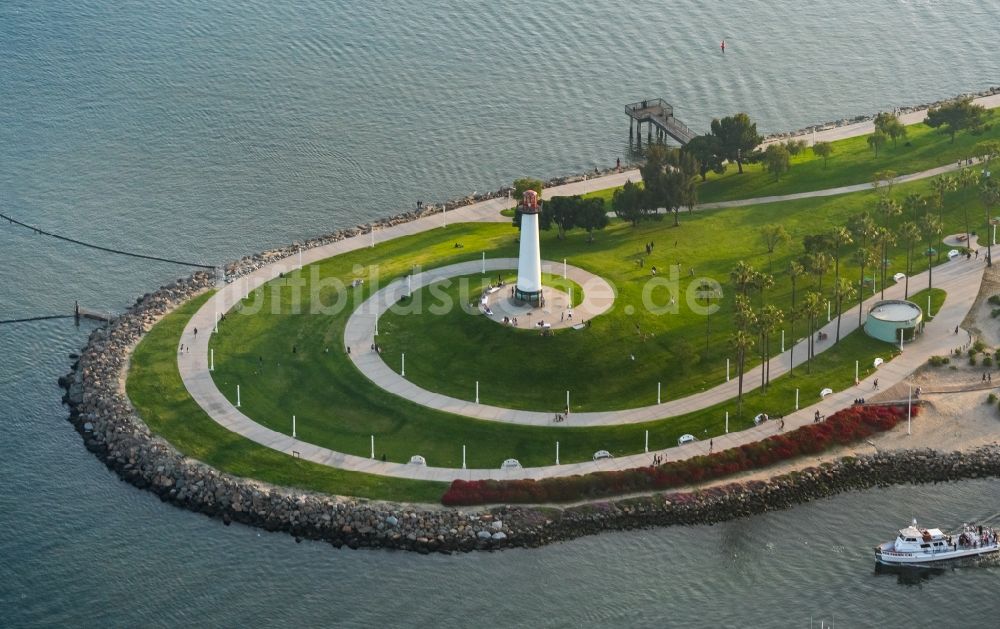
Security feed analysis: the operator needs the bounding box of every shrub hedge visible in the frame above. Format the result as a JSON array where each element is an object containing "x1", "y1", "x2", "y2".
[{"x1": 441, "y1": 404, "x2": 917, "y2": 506}]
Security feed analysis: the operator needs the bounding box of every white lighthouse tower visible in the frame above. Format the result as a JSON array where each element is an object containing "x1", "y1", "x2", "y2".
[{"x1": 515, "y1": 189, "x2": 543, "y2": 307}]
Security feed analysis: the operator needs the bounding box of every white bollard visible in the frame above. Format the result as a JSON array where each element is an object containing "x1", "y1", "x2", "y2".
[
  {"x1": 298, "y1": 249, "x2": 302, "y2": 269},
  {"x1": 566, "y1": 390, "x2": 570, "y2": 413},
  {"x1": 462, "y1": 445, "x2": 466, "y2": 469},
  {"x1": 442, "y1": 205, "x2": 447, "y2": 227},
  {"x1": 476, "y1": 381, "x2": 479, "y2": 404},
  {"x1": 214, "y1": 312, "x2": 219, "y2": 334},
  {"x1": 401, "y1": 353, "x2": 405, "y2": 377},
  {"x1": 795, "y1": 388, "x2": 799, "y2": 410},
  {"x1": 563, "y1": 259, "x2": 567, "y2": 279},
  {"x1": 658, "y1": 382, "x2": 661, "y2": 404},
  {"x1": 927, "y1": 294, "x2": 931, "y2": 318},
  {"x1": 556, "y1": 441, "x2": 560, "y2": 465},
  {"x1": 644, "y1": 430, "x2": 649, "y2": 453},
  {"x1": 827, "y1": 301, "x2": 831, "y2": 322},
  {"x1": 210, "y1": 348, "x2": 214, "y2": 372},
  {"x1": 292, "y1": 415, "x2": 296, "y2": 438},
  {"x1": 236, "y1": 385, "x2": 241, "y2": 408},
  {"x1": 482, "y1": 252, "x2": 486, "y2": 274},
  {"x1": 370, "y1": 435, "x2": 375, "y2": 459},
  {"x1": 781, "y1": 329, "x2": 785, "y2": 353},
  {"x1": 725, "y1": 411, "x2": 729, "y2": 434},
  {"x1": 726, "y1": 358, "x2": 730, "y2": 382},
  {"x1": 407, "y1": 275, "x2": 411, "y2": 297},
  {"x1": 371, "y1": 226, "x2": 375, "y2": 248},
  {"x1": 855, "y1": 360, "x2": 859, "y2": 382}
]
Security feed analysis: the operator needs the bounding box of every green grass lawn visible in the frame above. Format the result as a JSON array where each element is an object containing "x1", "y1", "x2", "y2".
[
  {"x1": 370, "y1": 177, "x2": 980, "y2": 411},
  {"x1": 124, "y1": 113, "x2": 983, "y2": 498},
  {"x1": 582, "y1": 111, "x2": 1000, "y2": 208},
  {"x1": 127, "y1": 292, "x2": 448, "y2": 503},
  {"x1": 908, "y1": 287, "x2": 947, "y2": 320}
]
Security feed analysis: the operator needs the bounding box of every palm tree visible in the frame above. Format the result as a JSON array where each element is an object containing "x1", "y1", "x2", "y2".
[
  {"x1": 827, "y1": 226, "x2": 853, "y2": 308},
  {"x1": 803, "y1": 251, "x2": 832, "y2": 292},
  {"x1": 758, "y1": 304, "x2": 784, "y2": 389},
  {"x1": 930, "y1": 175, "x2": 957, "y2": 222},
  {"x1": 898, "y1": 221, "x2": 922, "y2": 298},
  {"x1": 730, "y1": 261, "x2": 756, "y2": 297},
  {"x1": 800, "y1": 291, "x2": 824, "y2": 374},
  {"x1": 981, "y1": 175, "x2": 1000, "y2": 267},
  {"x1": 919, "y1": 214, "x2": 943, "y2": 290},
  {"x1": 902, "y1": 192, "x2": 926, "y2": 222},
  {"x1": 834, "y1": 276, "x2": 857, "y2": 343},
  {"x1": 956, "y1": 167, "x2": 980, "y2": 243},
  {"x1": 731, "y1": 294, "x2": 757, "y2": 417},
  {"x1": 848, "y1": 212, "x2": 876, "y2": 325},
  {"x1": 787, "y1": 260, "x2": 804, "y2": 375},
  {"x1": 851, "y1": 245, "x2": 876, "y2": 326},
  {"x1": 753, "y1": 270, "x2": 774, "y2": 308},
  {"x1": 872, "y1": 226, "x2": 897, "y2": 299}
]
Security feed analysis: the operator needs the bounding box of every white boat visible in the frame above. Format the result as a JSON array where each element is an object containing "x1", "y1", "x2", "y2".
[{"x1": 874, "y1": 519, "x2": 1000, "y2": 565}]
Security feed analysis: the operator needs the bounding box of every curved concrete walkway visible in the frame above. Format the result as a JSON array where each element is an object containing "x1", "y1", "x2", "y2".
[
  {"x1": 174, "y1": 93, "x2": 999, "y2": 479},
  {"x1": 343, "y1": 258, "x2": 615, "y2": 424}
]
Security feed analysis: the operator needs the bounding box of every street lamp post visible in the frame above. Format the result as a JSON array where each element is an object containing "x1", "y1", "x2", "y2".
[{"x1": 984, "y1": 168, "x2": 993, "y2": 267}]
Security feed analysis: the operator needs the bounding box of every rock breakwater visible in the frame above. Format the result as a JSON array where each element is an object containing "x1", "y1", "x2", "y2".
[{"x1": 58, "y1": 270, "x2": 1000, "y2": 552}]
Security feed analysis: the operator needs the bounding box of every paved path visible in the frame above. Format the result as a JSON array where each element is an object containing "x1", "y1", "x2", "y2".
[
  {"x1": 173, "y1": 93, "x2": 999, "y2": 481},
  {"x1": 343, "y1": 258, "x2": 614, "y2": 422}
]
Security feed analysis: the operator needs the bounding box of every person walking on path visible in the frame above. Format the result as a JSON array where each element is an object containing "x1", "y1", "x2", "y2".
[
  {"x1": 873, "y1": 378, "x2": 879, "y2": 390},
  {"x1": 709, "y1": 439, "x2": 714, "y2": 453}
]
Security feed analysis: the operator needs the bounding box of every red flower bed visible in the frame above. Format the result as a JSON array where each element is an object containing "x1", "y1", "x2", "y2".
[{"x1": 441, "y1": 404, "x2": 917, "y2": 506}]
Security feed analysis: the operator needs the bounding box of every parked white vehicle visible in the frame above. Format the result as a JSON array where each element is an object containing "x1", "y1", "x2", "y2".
[
  {"x1": 592, "y1": 450, "x2": 613, "y2": 461},
  {"x1": 677, "y1": 434, "x2": 696, "y2": 446},
  {"x1": 500, "y1": 458, "x2": 522, "y2": 470}
]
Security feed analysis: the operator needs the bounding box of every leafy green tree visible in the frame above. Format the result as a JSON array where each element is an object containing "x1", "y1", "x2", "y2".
[
  {"x1": 874, "y1": 112, "x2": 907, "y2": 148},
  {"x1": 682, "y1": 134, "x2": 726, "y2": 181},
  {"x1": 784, "y1": 139, "x2": 808, "y2": 156},
  {"x1": 763, "y1": 143, "x2": 791, "y2": 180},
  {"x1": 977, "y1": 140, "x2": 1000, "y2": 165},
  {"x1": 612, "y1": 179, "x2": 645, "y2": 226},
  {"x1": 710, "y1": 113, "x2": 762, "y2": 174},
  {"x1": 576, "y1": 197, "x2": 609, "y2": 242},
  {"x1": 925, "y1": 97, "x2": 987, "y2": 143},
  {"x1": 872, "y1": 169, "x2": 898, "y2": 195},
  {"x1": 812, "y1": 141, "x2": 834, "y2": 168},
  {"x1": 760, "y1": 224, "x2": 790, "y2": 273},
  {"x1": 867, "y1": 130, "x2": 888, "y2": 158},
  {"x1": 544, "y1": 196, "x2": 577, "y2": 239}
]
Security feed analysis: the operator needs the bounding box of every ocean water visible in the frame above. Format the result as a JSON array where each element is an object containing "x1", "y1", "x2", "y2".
[{"x1": 2, "y1": 0, "x2": 999, "y2": 626}]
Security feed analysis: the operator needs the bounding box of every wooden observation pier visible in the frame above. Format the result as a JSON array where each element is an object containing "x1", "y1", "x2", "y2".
[{"x1": 626, "y1": 99, "x2": 697, "y2": 146}]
